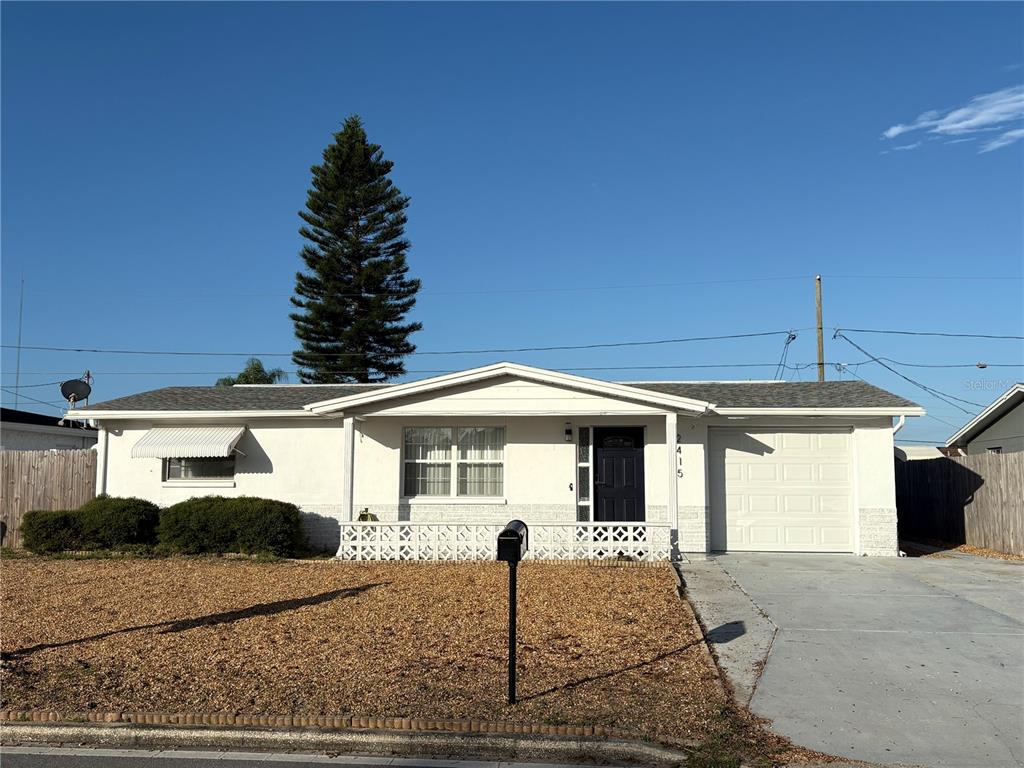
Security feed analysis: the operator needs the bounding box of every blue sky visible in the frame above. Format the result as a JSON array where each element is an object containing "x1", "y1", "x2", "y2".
[{"x1": 2, "y1": 1, "x2": 1022, "y2": 444}]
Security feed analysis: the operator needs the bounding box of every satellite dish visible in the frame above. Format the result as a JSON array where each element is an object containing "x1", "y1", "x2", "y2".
[{"x1": 60, "y1": 378, "x2": 92, "y2": 405}]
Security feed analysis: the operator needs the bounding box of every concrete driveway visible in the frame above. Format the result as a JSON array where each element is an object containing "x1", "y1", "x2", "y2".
[{"x1": 684, "y1": 553, "x2": 1024, "y2": 768}]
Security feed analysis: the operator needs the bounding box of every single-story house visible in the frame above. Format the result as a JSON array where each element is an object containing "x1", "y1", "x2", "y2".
[
  {"x1": 945, "y1": 382, "x2": 1024, "y2": 455},
  {"x1": 0, "y1": 407, "x2": 98, "y2": 451},
  {"x1": 68, "y1": 362, "x2": 924, "y2": 559}
]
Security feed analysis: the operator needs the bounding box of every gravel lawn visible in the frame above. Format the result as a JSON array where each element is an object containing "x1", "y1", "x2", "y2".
[{"x1": 0, "y1": 559, "x2": 750, "y2": 750}]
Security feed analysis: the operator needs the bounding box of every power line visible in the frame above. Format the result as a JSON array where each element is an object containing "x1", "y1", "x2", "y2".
[
  {"x1": 840, "y1": 366, "x2": 964, "y2": 430},
  {"x1": 824, "y1": 274, "x2": 1023, "y2": 281},
  {"x1": 0, "y1": 362, "x2": 827, "y2": 378},
  {"x1": 774, "y1": 332, "x2": 798, "y2": 380},
  {"x1": 1, "y1": 380, "x2": 65, "y2": 389},
  {"x1": 0, "y1": 387, "x2": 64, "y2": 411},
  {"x1": 833, "y1": 332, "x2": 985, "y2": 414},
  {"x1": 0, "y1": 330, "x2": 803, "y2": 359},
  {"x1": 839, "y1": 327, "x2": 1024, "y2": 341},
  {"x1": 23, "y1": 273, "x2": 1022, "y2": 301},
  {"x1": 876, "y1": 358, "x2": 1022, "y2": 369},
  {"x1": 6, "y1": 357, "x2": 1021, "y2": 377}
]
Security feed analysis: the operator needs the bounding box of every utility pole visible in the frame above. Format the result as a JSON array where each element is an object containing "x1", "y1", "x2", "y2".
[
  {"x1": 14, "y1": 276, "x2": 25, "y2": 408},
  {"x1": 815, "y1": 275, "x2": 825, "y2": 382}
]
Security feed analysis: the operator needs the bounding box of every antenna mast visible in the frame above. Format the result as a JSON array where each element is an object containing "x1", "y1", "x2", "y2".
[{"x1": 14, "y1": 276, "x2": 25, "y2": 408}]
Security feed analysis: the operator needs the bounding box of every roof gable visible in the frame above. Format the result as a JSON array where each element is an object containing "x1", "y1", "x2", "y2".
[{"x1": 304, "y1": 363, "x2": 714, "y2": 415}]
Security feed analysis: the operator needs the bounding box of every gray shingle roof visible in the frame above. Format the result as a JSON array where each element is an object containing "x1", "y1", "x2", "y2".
[
  {"x1": 79, "y1": 385, "x2": 390, "y2": 412},
  {"x1": 628, "y1": 380, "x2": 920, "y2": 409},
  {"x1": 80, "y1": 379, "x2": 919, "y2": 412}
]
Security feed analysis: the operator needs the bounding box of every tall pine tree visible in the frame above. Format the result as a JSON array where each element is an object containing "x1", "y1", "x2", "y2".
[{"x1": 290, "y1": 116, "x2": 421, "y2": 383}]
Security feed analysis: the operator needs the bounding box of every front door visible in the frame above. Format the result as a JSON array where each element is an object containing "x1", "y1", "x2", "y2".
[{"x1": 593, "y1": 427, "x2": 645, "y2": 522}]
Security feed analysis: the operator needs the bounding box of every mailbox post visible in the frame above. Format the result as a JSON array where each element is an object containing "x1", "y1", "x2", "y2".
[{"x1": 497, "y1": 520, "x2": 528, "y2": 705}]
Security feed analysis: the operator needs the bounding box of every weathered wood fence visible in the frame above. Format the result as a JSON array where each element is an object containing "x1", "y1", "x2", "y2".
[
  {"x1": 895, "y1": 452, "x2": 1024, "y2": 556},
  {"x1": 0, "y1": 450, "x2": 97, "y2": 549}
]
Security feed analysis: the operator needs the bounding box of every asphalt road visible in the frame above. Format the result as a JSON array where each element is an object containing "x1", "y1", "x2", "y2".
[{"x1": 1, "y1": 747, "x2": 603, "y2": 768}]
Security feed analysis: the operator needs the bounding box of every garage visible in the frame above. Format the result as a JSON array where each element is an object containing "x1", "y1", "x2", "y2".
[{"x1": 709, "y1": 428, "x2": 854, "y2": 552}]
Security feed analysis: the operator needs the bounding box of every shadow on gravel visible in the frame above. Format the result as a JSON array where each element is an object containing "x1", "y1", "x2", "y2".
[
  {"x1": 2, "y1": 582, "x2": 386, "y2": 660},
  {"x1": 519, "y1": 639, "x2": 702, "y2": 702}
]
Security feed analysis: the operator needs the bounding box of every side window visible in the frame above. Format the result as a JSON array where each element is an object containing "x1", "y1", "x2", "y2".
[{"x1": 165, "y1": 456, "x2": 236, "y2": 480}]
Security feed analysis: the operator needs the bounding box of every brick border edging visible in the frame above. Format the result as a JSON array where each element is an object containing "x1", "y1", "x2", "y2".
[{"x1": 0, "y1": 710, "x2": 637, "y2": 739}]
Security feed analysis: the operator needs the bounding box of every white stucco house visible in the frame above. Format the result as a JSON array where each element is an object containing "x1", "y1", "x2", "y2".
[
  {"x1": 68, "y1": 363, "x2": 924, "y2": 560},
  {"x1": 945, "y1": 382, "x2": 1024, "y2": 456}
]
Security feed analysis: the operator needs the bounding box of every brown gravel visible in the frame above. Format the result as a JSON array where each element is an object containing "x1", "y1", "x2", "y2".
[
  {"x1": 0, "y1": 559, "x2": 736, "y2": 746},
  {"x1": 905, "y1": 540, "x2": 1024, "y2": 561}
]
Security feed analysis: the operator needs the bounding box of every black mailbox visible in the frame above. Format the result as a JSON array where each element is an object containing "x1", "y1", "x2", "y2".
[{"x1": 497, "y1": 519, "x2": 529, "y2": 563}]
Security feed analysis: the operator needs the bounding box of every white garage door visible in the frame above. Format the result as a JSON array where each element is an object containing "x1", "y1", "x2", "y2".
[{"x1": 709, "y1": 429, "x2": 854, "y2": 552}]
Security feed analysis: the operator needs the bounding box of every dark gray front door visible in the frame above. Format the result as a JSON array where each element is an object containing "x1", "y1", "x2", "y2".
[{"x1": 593, "y1": 427, "x2": 645, "y2": 522}]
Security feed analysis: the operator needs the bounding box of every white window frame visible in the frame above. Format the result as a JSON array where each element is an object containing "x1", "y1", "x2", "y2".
[
  {"x1": 401, "y1": 426, "x2": 506, "y2": 501},
  {"x1": 162, "y1": 456, "x2": 236, "y2": 488}
]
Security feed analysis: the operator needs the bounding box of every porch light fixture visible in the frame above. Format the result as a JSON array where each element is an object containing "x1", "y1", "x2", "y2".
[{"x1": 564, "y1": 422, "x2": 573, "y2": 442}]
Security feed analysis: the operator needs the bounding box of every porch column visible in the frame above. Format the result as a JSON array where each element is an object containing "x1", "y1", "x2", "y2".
[
  {"x1": 95, "y1": 427, "x2": 109, "y2": 495},
  {"x1": 666, "y1": 411, "x2": 678, "y2": 558},
  {"x1": 341, "y1": 416, "x2": 355, "y2": 522}
]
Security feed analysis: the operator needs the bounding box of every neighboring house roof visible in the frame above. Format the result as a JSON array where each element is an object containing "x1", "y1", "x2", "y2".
[
  {"x1": 945, "y1": 383, "x2": 1024, "y2": 448},
  {"x1": 69, "y1": 362, "x2": 924, "y2": 419},
  {"x1": 0, "y1": 407, "x2": 96, "y2": 431}
]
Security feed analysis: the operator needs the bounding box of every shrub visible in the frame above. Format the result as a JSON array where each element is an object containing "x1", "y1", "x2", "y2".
[
  {"x1": 78, "y1": 496, "x2": 160, "y2": 549},
  {"x1": 158, "y1": 496, "x2": 306, "y2": 557},
  {"x1": 21, "y1": 510, "x2": 83, "y2": 553},
  {"x1": 229, "y1": 497, "x2": 306, "y2": 556},
  {"x1": 157, "y1": 496, "x2": 234, "y2": 555},
  {"x1": 21, "y1": 496, "x2": 161, "y2": 553}
]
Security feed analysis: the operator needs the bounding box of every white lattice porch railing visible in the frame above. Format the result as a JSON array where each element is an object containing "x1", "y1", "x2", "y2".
[{"x1": 336, "y1": 522, "x2": 672, "y2": 562}]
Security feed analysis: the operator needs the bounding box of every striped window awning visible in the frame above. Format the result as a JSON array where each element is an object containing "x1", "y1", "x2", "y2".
[{"x1": 131, "y1": 426, "x2": 246, "y2": 459}]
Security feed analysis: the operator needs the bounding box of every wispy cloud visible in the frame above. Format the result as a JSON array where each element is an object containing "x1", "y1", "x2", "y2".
[
  {"x1": 891, "y1": 141, "x2": 922, "y2": 151},
  {"x1": 980, "y1": 128, "x2": 1024, "y2": 153},
  {"x1": 882, "y1": 85, "x2": 1024, "y2": 153}
]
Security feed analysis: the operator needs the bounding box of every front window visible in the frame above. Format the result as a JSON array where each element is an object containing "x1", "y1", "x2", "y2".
[
  {"x1": 987, "y1": 446, "x2": 1002, "y2": 454},
  {"x1": 403, "y1": 426, "x2": 504, "y2": 497},
  {"x1": 164, "y1": 457, "x2": 235, "y2": 480}
]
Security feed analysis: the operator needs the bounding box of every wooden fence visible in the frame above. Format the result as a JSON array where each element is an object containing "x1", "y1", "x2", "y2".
[
  {"x1": 896, "y1": 451, "x2": 1024, "y2": 556},
  {"x1": 0, "y1": 450, "x2": 97, "y2": 549}
]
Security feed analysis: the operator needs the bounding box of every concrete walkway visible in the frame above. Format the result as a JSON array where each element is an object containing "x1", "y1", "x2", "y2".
[{"x1": 681, "y1": 553, "x2": 1024, "y2": 768}]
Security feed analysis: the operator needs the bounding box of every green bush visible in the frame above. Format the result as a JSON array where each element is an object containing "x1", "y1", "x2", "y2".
[
  {"x1": 156, "y1": 496, "x2": 233, "y2": 554},
  {"x1": 21, "y1": 510, "x2": 83, "y2": 553},
  {"x1": 21, "y1": 496, "x2": 160, "y2": 554},
  {"x1": 229, "y1": 498, "x2": 306, "y2": 556},
  {"x1": 78, "y1": 496, "x2": 160, "y2": 549},
  {"x1": 158, "y1": 496, "x2": 306, "y2": 557}
]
